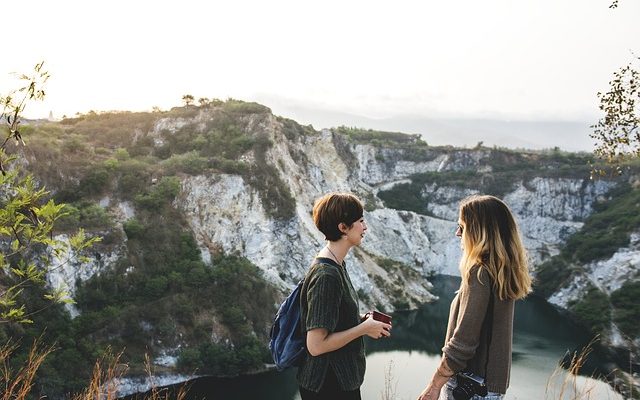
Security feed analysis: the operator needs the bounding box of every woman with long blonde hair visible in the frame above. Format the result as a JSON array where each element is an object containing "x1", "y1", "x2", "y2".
[{"x1": 417, "y1": 195, "x2": 532, "y2": 400}]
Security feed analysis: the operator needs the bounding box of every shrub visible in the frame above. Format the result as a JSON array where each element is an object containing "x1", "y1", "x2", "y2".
[
  {"x1": 533, "y1": 257, "x2": 573, "y2": 298},
  {"x1": 610, "y1": 281, "x2": 640, "y2": 338},
  {"x1": 564, "y1": 184, "x2": 640, "y2": 263},
  {"x1": 378, "y1": 182, "x2": 428, "y2": 214},
  {"x1": 161, "y1": 152, "x2": 208, "y2": 175},
  {"x1": 123, "y1": 218, "x2": 144, "y2": 239},
  {"x1": 114, "y1": 148, "x2": 130, "y2": 161},
  {"x1": 570, "y1": 286, "x2": 611, "y2": 335},
  {"x1": 134, "y1": 176, "x2": 181, "y2": 210},
  {"x1": 222, "y1": 99, "x2": 271, "y2": 114},
  {"x1": 115, "y1": 159, "x2": 152, "y2": 198},
  {"x1": 177, "y1": 347, "x2": 203, "y2": 370},
  {"x1": 55, "y1": 201, "x2": 112, "y2": 231},
  {"x1": 334, "y1": 126, "x2": 424, "y2": 145}
]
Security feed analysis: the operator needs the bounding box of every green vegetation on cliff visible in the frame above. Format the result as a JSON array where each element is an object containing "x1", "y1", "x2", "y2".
[
  {"x1": 535, "y1": 183, "x2": 640, "y2": 340},
  {"x1": 1, "y1": 101, "x2": 296, "y2": 396},
  {"x1": 27, "y1": 100, "x2": 297, "y2": 221},
  {"x1": 2, "y1": 201, "x2": 278, "y2": 397},
  {"x1": 376, "y1": 147, "x2": 598, "y2": 215}
]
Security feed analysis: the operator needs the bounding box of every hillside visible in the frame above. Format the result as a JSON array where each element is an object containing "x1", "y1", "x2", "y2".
[{"x1": 3, "y1": 100, "x2": 639, "y2": 397}]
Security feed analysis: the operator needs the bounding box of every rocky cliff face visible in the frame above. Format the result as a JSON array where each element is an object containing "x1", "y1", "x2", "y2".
[
  {"x1": 548, "y1": 231, "x2": 640, "y2": 349},
  {"x1": 47, "y1": 109, "x2": 622, "y2": 313},
  {"x1": 42, "y1": 108, "x2": 634, "y2": 392},
  {"x1": 168, "y1": 112, "x2": 623, "y2": 308}
]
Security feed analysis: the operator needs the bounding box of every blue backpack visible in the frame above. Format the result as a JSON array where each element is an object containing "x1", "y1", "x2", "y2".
[{"x1": 269, "y1": 279, "x2": 306, "y2": 370}]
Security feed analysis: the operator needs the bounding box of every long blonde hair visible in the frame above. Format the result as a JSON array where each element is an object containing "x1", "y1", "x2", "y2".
[{"x1": 458, "y1": 195, "x2": 532, "y2": 301}]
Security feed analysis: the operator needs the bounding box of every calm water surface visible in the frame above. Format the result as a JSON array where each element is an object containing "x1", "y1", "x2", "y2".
[{"x1": 175, "y1": 275, "x2": 622, "y2": 400}]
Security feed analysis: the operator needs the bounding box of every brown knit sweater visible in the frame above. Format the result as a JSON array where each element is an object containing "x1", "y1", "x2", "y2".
[{"x1": 440, "y1": 266, "x2": 515, "y2": 394}]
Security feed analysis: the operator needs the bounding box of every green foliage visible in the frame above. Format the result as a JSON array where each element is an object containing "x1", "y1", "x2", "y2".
[
  {"x1": 0, "y1": 63, "x2": 102, "y2": 397},
  {"x1": 222, "y1": 98, "x2": 271, "y2": 114},
  {"x1": 377, "y1": 170, "x2": 477, "y2": 213},
  {"x1": 210, "y1": 157, "x2": 249, "y2": 175},
  {"x1": 247, "y1": 163, "x2": 296, "y2": 220},
  {"x1": 533, "y1": 183, "x2": 640, "y2": 342},
  {"x1": 67, "y1": 206, "x2": 278, "y2": 383},
  {"x1": 114, "y1": 147, "x2": 131, "y2": 160},
  {"x1": 278, "y1": 116, "x2": 316, "y2": 140},
  {"x1": 62, "y1": 112, "x2": 157, "y2": 150},
  {"x1": 78, "y1": 166, "x2": 111, "y2": 196},
  {"x1": 570, "y1": 286, "x2": 611, "y2": 335},
  {"x1": 161, "y1": 151, "x2": 209, "y2": 175},
  {"x1": 378, "y1": 182, "x2": 430, "y2": 214},
  {"x1": 334, "y1": 126, "x2": 426, "y2": 146},
  {"x1": 122, "y1": 218, "x2": 144, "y2": 239},
  {"x1": 177, "y1": 335, "x2": 266, "y2": 376},
  {"x1": 0, "y1": 64, "x2": 99, "y2": 323},
  {"x1": 610, "y1": 280, "x2": 640, "y2": 338},
  {"x1": 114, "y1": 159, "x2": 153, "y2": 199},
  {"x1": 182, "y1": 94, "x2": 195, "y2": 106},
  {"x1": 564, "y1": 183, "x2": 640, "y2": 263},
  {"x1": 56, "y1": 201, "x2": 113, "y2": 231},
  {"x1": 590, "y1": 57, "x2": 640, "y2": 176},
  {"x1": 533, "y1": 257, "x2": 573, "y2": 298},
  {"x1": 377, "y1": 150, "x2": 598, "y2": 213},
  {"x1": 133, "y1": 176, "x2": 181, "y2": 210}
]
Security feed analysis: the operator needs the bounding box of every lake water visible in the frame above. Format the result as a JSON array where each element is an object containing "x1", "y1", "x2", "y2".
[{"x1": 165, "y1": 275, "x2": 623, "y2": 400}]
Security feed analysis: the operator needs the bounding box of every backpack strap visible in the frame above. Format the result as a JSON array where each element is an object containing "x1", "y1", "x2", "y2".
[{"x1": 298, "y1": 256, "x2": 343, "y2": 335}]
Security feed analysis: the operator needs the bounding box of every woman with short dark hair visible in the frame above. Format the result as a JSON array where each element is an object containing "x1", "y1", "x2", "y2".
[
  {"x1": 417, "y1": 195, "x2": 532, "y2": 400},
  {"x1": 297, "y1": 192, "x2": 392, "y2": 400}
]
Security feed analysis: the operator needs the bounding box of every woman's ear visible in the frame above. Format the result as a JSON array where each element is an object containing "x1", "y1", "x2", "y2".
[{"x1": 338, "y1": 222, "x2": 348, "y2": 234}]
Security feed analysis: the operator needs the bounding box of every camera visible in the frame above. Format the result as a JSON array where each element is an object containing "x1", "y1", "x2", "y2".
[{"x1": 452, "y1": 371, "x2": 488, "y2": 400}]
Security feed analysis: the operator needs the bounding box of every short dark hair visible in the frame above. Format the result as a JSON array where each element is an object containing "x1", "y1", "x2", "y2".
[{"x1": 312, "y1": 192, "x2": 364, "y2": 241}]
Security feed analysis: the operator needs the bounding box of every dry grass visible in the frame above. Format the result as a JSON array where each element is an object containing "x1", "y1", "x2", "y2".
[
  {"x1": 72, "y1": 351, "x2": 188, "y2": 400},
  {"x1": 545, "y1": 342, "x2": 604, "y2": 400},
  {"x1": 0, "y1": 337, "x2": 53, "y2": 400},
  {"x1": 71, "y1": 349, "x2": 126, "y2": 400},
  {"x1": 134, "y1": 353, "x2": 189, "y2": 400},
  {"x1": 544, "y1": 337, "x2": 634, "y2": 400},
  {"x1": 381, "y1": 360, "x2": 398, "y2": 400},
  {"x1": 1, "y1": 339, "x2": 188, "y2": 400}
]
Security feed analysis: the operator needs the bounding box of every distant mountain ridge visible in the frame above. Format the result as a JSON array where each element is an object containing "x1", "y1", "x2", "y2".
[{"x1": 260, "y1": 99, "x2": 596, "y2": 151}]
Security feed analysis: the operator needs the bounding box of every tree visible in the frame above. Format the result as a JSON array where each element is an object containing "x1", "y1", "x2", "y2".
[
  {"x1": 181, "y1": 94, "x2": 194, "y2": 106},
  {"x1": 590, "y1": 57, "x2": 640, "y2": 176},
  {"x1": 590, "y1": 2, "x2": 639, "y2": 176},
  {"x1": 0, "y1": 62, "x2": 99, "y2": 323}
]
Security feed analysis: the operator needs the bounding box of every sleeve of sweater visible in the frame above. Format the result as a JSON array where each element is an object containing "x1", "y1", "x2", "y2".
[
  {"x1": 441, "y1": 267, "x2": 491, "y2": 373},
  {"x1": 304, "y1": 268, "x2": 342, "y2": 332}
]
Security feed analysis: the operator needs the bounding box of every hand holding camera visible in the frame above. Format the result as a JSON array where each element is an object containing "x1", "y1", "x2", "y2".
[{"x1": 452, "y1": 371, "x2": 488, "y2": 400}]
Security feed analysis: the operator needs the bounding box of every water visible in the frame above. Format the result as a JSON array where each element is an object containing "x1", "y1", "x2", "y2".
[{"x1": 168, "y1": 275, "x2": 623, "y2": 400}]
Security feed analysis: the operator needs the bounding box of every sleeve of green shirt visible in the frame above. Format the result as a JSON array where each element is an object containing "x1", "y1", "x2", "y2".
[{"x1": 304, "y1": 268, "x2": 342, "y2": 332}]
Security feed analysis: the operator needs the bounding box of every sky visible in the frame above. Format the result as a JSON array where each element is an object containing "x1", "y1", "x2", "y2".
[{"x1": 2, "y1": 0, "x2": 639, "y2": 151}]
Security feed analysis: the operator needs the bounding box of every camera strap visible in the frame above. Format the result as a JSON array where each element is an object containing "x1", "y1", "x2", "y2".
[{"x1": 483, "y1": 281, "x2": 495, "y2": 382}]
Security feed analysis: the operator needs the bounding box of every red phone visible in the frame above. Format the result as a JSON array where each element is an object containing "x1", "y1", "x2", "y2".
[{"x1": 372, "y1": 310, "x2": 392, "y2": 324}]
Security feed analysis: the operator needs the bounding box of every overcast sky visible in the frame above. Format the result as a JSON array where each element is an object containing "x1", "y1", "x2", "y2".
[{"x1": 2, "y1": 0, "x2": 639, "y2": 150}]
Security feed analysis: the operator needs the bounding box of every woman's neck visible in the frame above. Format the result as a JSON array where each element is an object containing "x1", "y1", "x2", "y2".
[{"x1": 324, "y1": 241, "x2": 350, "y2": 265}]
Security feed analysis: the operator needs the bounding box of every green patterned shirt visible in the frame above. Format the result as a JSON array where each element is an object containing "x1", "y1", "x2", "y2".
[{"x1": 296, "y1": 257, "x2": 366, "y2": 392}]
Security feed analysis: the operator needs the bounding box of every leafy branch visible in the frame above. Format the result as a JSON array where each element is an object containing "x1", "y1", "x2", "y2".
[
  {"x1": 590, "y1": 57, "x2": 640, "y2": 177},
  {"x1": 0, "y1": 62, "x2": 100, "y2": 324}
]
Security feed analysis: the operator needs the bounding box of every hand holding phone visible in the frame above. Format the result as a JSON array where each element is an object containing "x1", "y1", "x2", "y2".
[
  {"x1": 371, "y1": 310, "x2": 392, "y2": 324},
  {"x1": 363, "y1": 310, "x2": 392, "y2": 339}
]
